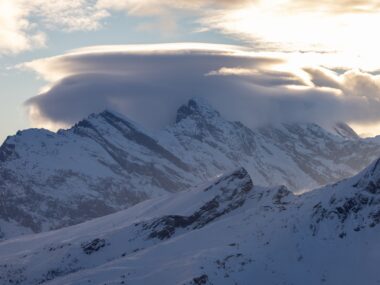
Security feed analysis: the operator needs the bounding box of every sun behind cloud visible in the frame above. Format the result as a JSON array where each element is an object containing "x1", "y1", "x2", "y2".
[{"x1": 202, "y1": 0, "x2": 380, "y2": 71}]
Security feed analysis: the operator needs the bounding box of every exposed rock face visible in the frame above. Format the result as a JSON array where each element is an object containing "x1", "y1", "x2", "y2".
[
  {"x1": 308, "y1": 158, "x2": 380, "y2": 237},
  {"x1": 143, "y1": 168, "x2": 253, "y2": 240},
  {"x1": 1, "y1": 98, "x2": 380, "y2": 239}
]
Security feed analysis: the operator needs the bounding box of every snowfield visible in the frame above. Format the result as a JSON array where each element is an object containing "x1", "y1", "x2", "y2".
[{"x1": 1, "y1": 161, "x2": 380, "y2": 285}]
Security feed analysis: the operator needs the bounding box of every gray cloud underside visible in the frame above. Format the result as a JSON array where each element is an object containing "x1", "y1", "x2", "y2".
[{"x1": 24, "y1": 44, "x2": 380, "y2": 131}]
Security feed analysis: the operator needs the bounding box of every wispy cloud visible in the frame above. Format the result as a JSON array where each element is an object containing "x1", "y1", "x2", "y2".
[
  {"x1": 95, "y1": 0, "x2": 253, "y2": 36},
  {"x1": 0, "y1": 0, "x2": 108, "y2": 54},
  {"x1": 288, "y1": 0, "x2": 380, "y2": 14},
  {"x1": 0, "y1": 0, "x2": 254, "y2": 54},
  {"x1": 0, "y1": 0, "x2": 45, "y2": 54},
  {"x1": 96, "y1": 0, "x2": 252, "y2": 15},
  {"x1": 202, "y1": 1, "x2": 380, "y2": 67},
  {"x1": 3, "y1": 0, "x2": 380, "y2": 64},
  {"x1": 21, "y1": 43, "x2": 380, "y2": 136}
]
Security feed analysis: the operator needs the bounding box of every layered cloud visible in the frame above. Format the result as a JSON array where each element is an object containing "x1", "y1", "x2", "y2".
[{"x1": 22, "y1": 43, "x2": 380, "y2": 136}]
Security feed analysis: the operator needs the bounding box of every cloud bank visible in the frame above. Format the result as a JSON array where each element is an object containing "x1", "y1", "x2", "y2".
[{"x1": 22, "y1": 43, "x2": 380, "y2": 136}]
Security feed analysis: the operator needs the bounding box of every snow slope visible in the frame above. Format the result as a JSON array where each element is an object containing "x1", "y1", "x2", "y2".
[
  {"x1": 1, "y1": 164, "x2": 379, "y2": 285},
  {"x1": 1, "y1": 98, "x2": 380, "y2": 240}
]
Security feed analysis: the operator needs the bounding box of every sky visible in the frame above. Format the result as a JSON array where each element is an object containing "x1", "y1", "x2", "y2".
[{"x1": 2, "y1": 0, "x2": 380, "y2": 143}]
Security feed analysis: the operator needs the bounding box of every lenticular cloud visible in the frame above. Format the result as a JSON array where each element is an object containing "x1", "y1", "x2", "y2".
[{"x1": 22, "y1": 43, "x2": 380, "y2": 133}]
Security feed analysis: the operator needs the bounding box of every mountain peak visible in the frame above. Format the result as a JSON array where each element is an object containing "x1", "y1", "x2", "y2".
[
  {"x1": 175, "y1": 98, "x2": 220, "y2": 123},
  {"x1": 205, "y1": 167, "x2": 253, "y2": 193}
]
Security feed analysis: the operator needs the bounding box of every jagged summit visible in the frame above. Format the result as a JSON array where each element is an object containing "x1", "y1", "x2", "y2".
[{"x1": 175, "y1": 97, "x2": 220, "y2": 123}]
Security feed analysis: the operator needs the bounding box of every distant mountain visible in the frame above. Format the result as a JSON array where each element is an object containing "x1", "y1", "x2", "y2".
[
  {"x1": 1, "y1": 98, "x2": 380, "y2": 239},
  {"x1": 1, "y1": 163, "x2": 379, "y2": 285},
  {"x1": 162, "y1": 98, "x2": 380, "y2": 189}
]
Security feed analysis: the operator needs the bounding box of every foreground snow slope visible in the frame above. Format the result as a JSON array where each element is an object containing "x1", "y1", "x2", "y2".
[
  {"x1": 1, "y1": 163, "x2": 379, "y2": 285},
  {"x1": 1, "y1": 98, "x2": 380, "y2": 239}
]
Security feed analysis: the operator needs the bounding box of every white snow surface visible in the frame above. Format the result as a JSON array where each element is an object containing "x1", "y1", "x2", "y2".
[{"x1": 0, "y1": 164, "x2": 380, "y2": 285}]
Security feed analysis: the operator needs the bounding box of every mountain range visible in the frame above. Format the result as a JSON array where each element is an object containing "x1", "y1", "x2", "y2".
[{"x1": 1, "y1": 98, "x2": 380, "y2": 240}]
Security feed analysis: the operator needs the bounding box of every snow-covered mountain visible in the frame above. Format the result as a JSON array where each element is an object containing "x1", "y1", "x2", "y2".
[
  {"x1": 162, "y1": 98, "x2": 380, "y2": 189},
  {"x1": 0, "y1": 111, "x2": 198, "y2": 240},
  {"x1": 1, "y1": 98, "x2": 380, "y2": 239},
  {"x1": 1, "y1": 163, "x2": 379, "y2": 285}
]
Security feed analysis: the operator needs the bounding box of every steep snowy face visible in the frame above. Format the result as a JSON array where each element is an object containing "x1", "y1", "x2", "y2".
[
  {"x1": 0, "y1": 111, "x2": 197, "y2": 240},
  {"x1": 352, "y1": 158, "x2": 380, "y2": 192},
  {"x1": 0, "y1": 166, "x2": 379, "y2": 285},
  {"x1": 71, "y1": 111, "x2": 190, "y2": 172},
  {"x1": 307, "y1": 158, "x2": 380, "y2": 238}
]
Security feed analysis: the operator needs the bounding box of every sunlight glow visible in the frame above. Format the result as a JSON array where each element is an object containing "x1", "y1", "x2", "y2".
[
  {"x1": 350, "y1": 122, "x2": 380, "y2": 138},
  {"x1": 205, "y1": 0, "x2": 380, "y2": 71}
]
